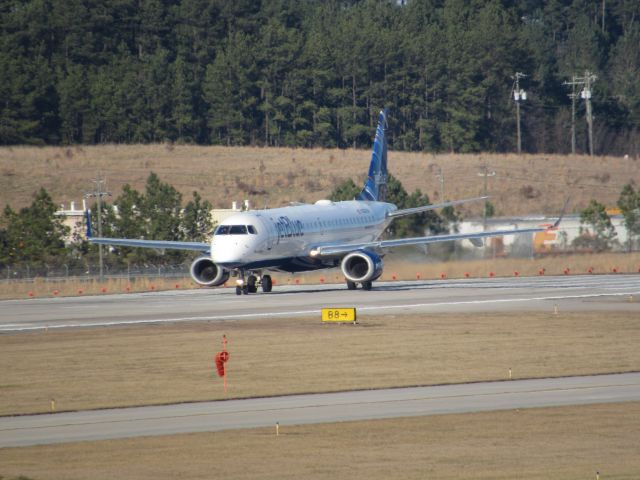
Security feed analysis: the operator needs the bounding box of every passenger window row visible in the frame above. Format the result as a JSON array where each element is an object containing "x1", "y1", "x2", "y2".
[{"x1": 306, "y1": 216, "x2": 375, "y2": 229}]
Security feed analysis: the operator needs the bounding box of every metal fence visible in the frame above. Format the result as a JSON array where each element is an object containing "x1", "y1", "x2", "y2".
[{"x1": 0, "y1": 264, "x2": 190, "y2": 284}]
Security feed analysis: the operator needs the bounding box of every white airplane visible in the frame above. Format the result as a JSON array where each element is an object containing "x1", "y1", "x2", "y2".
[{"x1": 88, "y1": 110, "x2": 560, "y2": 295}]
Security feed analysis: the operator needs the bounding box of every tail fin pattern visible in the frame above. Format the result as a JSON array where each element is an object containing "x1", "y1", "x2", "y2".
[{"x1": 357, "y1": 109, "x2": 388, "y2": 202}]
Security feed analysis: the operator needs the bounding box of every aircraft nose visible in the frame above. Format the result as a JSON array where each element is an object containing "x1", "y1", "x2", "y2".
[{"x1": 211, "y1": 237, "x2": 253, "y2": 265}]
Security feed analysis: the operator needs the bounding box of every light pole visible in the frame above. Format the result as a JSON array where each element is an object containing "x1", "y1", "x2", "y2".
[
  {"x1": 477, "y1": 166, "x2": 496, "y2": 232},
  {"x1": 85, "y1": 176, "x2": 111, "y2": 281},
  {"x1": 429, "y1": 163, "x2": 445, "y2": 201}
]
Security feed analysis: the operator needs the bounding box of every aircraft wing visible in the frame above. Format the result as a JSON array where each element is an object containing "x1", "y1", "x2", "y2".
[
  {"x1": 387, "y1": 196, "x2": 487, "y2": 218},
  {"x1": 89, "y1": 237, "x2": 210, "y2": 252},
  {"x1": 310, "y1": 222, "x2": 558, "y2": 257},
  {"x1": 85, "y1": 209, "x2": 210, "y2": 252}
]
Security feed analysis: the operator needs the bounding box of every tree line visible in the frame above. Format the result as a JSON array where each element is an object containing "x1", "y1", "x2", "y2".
[
  {"x1": 1, "y1": 174, "x2": 639, "y2": 273},
  {"x1": 1, "y1": 0, "x2": 638, "y2": 155},
  {"x1": 0, "y1": 173, "x2": 213, "y2": 272}
]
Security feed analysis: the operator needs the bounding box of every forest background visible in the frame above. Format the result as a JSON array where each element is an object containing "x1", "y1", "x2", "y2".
[
  {"x1": 2, "y1": 0, "x2": 640, "y2": 272},
  {"x1": 1, "y1": 0, "x2": 639, "y2": 155}
]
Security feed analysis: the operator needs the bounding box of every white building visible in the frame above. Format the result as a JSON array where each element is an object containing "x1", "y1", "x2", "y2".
[
  {"x1": 456, "y1": 214, "x2": 631, "y2": 257},
  {"x1": 55, "y1": 200, "x2": 251, "y2": 243}
]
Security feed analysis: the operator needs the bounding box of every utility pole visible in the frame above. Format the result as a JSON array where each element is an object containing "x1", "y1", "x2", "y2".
[
  {"x1": 564, "y1": 72, "x2": 596, "y2": 156},
  {"x1": 85, "y1": 175, "x2": 111, "y2": 281},
  {"x1": 569, "y1": 77, "x2": 577, "y2": 155},
  {"x1": 582, "y1": 71, "x2": 596, "y2": 157},
  {"x1": 512, "y1": 72, "x2": 527, "y2": 154},
  {"x1": 563, "y1": 75, "x2": 579, "y2": 155}
]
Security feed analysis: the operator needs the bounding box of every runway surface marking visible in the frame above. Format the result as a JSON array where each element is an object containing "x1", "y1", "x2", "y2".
[
  {"x1": 362, "y1": 290, "x2": 640, "y2": 310},
  {"x1": 2, "y1": 275, "x2": 639, "y2": 332},
  {"x1": 1, "y1": 373, "x2": 639, "y2": 447},
  {"x1": 2, "y1": 289, "x2": 639, "y2": 332}
]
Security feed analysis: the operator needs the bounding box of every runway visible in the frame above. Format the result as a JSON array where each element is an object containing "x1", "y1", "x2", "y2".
[
  {"x1": 2, "y1": 276, "x2": 639, "y2": 449},
  {"x1": 1, "y1": 274, "x2": 639, "y2": 332},
  {"x1": 1, "y1": 373, "x2": 639, "y2": 447}
]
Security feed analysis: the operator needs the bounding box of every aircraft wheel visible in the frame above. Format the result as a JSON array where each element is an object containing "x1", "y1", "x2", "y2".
[
  {"x1": 362, "y1": 281, "x2": 373, "y2": 291},
  {"x1": 247, "y1": 275, "x2": 258, "y2": 293},
  {"x1": 346, "y1": 280, "x2": 357, "y2": 290},
  {"x1": 235, "y1": 286, "x2": 242, "y2": 295},
  {"x1": 262, "y1": 275, "x2": 273, "y2": 293}
]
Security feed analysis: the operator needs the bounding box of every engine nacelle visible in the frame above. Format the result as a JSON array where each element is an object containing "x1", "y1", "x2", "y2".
[
  {"x1": 190, "y1": 257, "x2": 230, "y2": 287},
  {"x1": 341, "y1": 250, "x2": 383, "y2": 283}
]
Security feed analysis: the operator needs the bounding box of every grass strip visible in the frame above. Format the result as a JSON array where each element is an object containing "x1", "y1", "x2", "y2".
[
  {"x1": 1, "y1": 402, "x2": 639, "y2": 480},
  {"x1": 1, "y1": 312, "x2": 639, "y2": 416}
]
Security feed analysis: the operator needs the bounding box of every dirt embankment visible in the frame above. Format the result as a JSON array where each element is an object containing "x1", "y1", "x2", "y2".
[{"x1": 1, "y1": 145, "x2": 637, "y2": 217}]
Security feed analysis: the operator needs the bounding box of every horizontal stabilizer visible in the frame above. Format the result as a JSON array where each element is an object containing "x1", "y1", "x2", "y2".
[
  {"x1": 387, "y1": 196, "x2": 488, "y2": 218},
  {"x1": 552, "y1": 197, "x2": 571, "y2": 228},
  {"x1": 468, "y1": 237, "x2": 483, "y2": 247}
]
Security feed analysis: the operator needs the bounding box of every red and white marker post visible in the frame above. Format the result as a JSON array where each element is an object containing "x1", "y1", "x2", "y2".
[{"x1": 215, "y1": 335, "x2": 230, "y2": 392}]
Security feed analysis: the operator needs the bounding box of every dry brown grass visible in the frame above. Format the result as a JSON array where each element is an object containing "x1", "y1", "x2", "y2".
[
  {"x1": 378, "y1": 251, "x2": 640, "y2": 280},
  {"x1": 0, "y1": 275, "x2": 203, "y2": 300},
  {"x1": 2, "y1": 252, "x2": 639, "y2": 300},
  {"x1": 1, "y1": 145, "x2": 637, "y2": 216},
  {"x1": 1, "y1": 402, "x2": 639, "y2": 480},
  {"x1": 1, "y1": 312, "x2": 639, "y2": 416}
]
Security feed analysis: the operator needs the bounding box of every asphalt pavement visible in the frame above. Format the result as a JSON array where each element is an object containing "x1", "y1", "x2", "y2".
[
  {"x1": 2, "y1": 373, "x2": 639, "y2": 447},
  {"x1": 1, "y1": 274, "x2": 640, "y2": 332}
]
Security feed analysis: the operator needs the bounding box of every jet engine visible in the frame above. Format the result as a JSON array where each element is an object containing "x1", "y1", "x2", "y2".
[
  {"x1": 341, "y1": 250, "x2": 383, "y2": 283},
  {"x1": 190, "y1": 257, "x2": 230, "y2": 287}
]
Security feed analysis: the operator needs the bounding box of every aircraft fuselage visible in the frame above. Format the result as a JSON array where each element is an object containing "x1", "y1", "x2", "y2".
[{"x1": 211, "y1": 200, "x2": 396, "y2": 272}]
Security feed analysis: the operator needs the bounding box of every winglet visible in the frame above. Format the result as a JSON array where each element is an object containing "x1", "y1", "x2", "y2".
[
  {"x1": 551, "y1": 197, "x2": 570, "y2": 229},
  {"x1": 85, "y1": 208, "x2": 93, "y2": 238},
  {"x1": 387, "y1": 196, "x2": 488, "y2": 218}
]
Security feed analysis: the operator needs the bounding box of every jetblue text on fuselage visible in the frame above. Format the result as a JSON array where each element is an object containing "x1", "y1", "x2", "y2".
[{"x1": 274, "y1": 216, "x2": 304, "y2": 243}]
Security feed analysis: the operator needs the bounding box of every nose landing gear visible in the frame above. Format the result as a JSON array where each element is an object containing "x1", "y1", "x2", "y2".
[
  {"x1": 235, "y1": 271, "x2": 273, "y2": 295},
  {"x1": 235, "y1": 270, "x2": 247, "y2": 295}
]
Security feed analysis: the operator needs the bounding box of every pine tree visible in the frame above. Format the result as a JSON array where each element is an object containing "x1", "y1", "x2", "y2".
[
  {"x1": 617, "y1": 184, "x2": 640, "y2": 251},
  {"x1": 573, "y1": 199, "x2": 618, "y2": 252},
  {"x1": 0, "y1": 188, "x2": 69, "y2": 267},
  {"x1": 182, "y1": 191, "x2": 213, "y2": 242}
]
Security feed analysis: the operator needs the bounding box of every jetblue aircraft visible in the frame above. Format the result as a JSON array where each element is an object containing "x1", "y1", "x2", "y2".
[{"x1": 88, "y1": 110, "x2": 559, "y2": 295}]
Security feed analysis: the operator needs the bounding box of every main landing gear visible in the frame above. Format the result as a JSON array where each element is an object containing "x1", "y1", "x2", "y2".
[
  {"x1": 346, "y1": 280, "x2": 373, "y2": 291},
  {"x1": 235, "y1": 272, "x2": 273, "y2": 295}
]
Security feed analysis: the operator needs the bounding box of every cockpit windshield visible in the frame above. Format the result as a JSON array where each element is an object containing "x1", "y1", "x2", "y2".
[{"x1": 214, "y1": 225, "x2": 258, "y2": 235}]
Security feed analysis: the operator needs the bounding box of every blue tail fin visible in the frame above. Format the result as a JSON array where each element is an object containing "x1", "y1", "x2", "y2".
[{"x1": 357, "y1": 109, "x2": 388, "y2": 202}]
